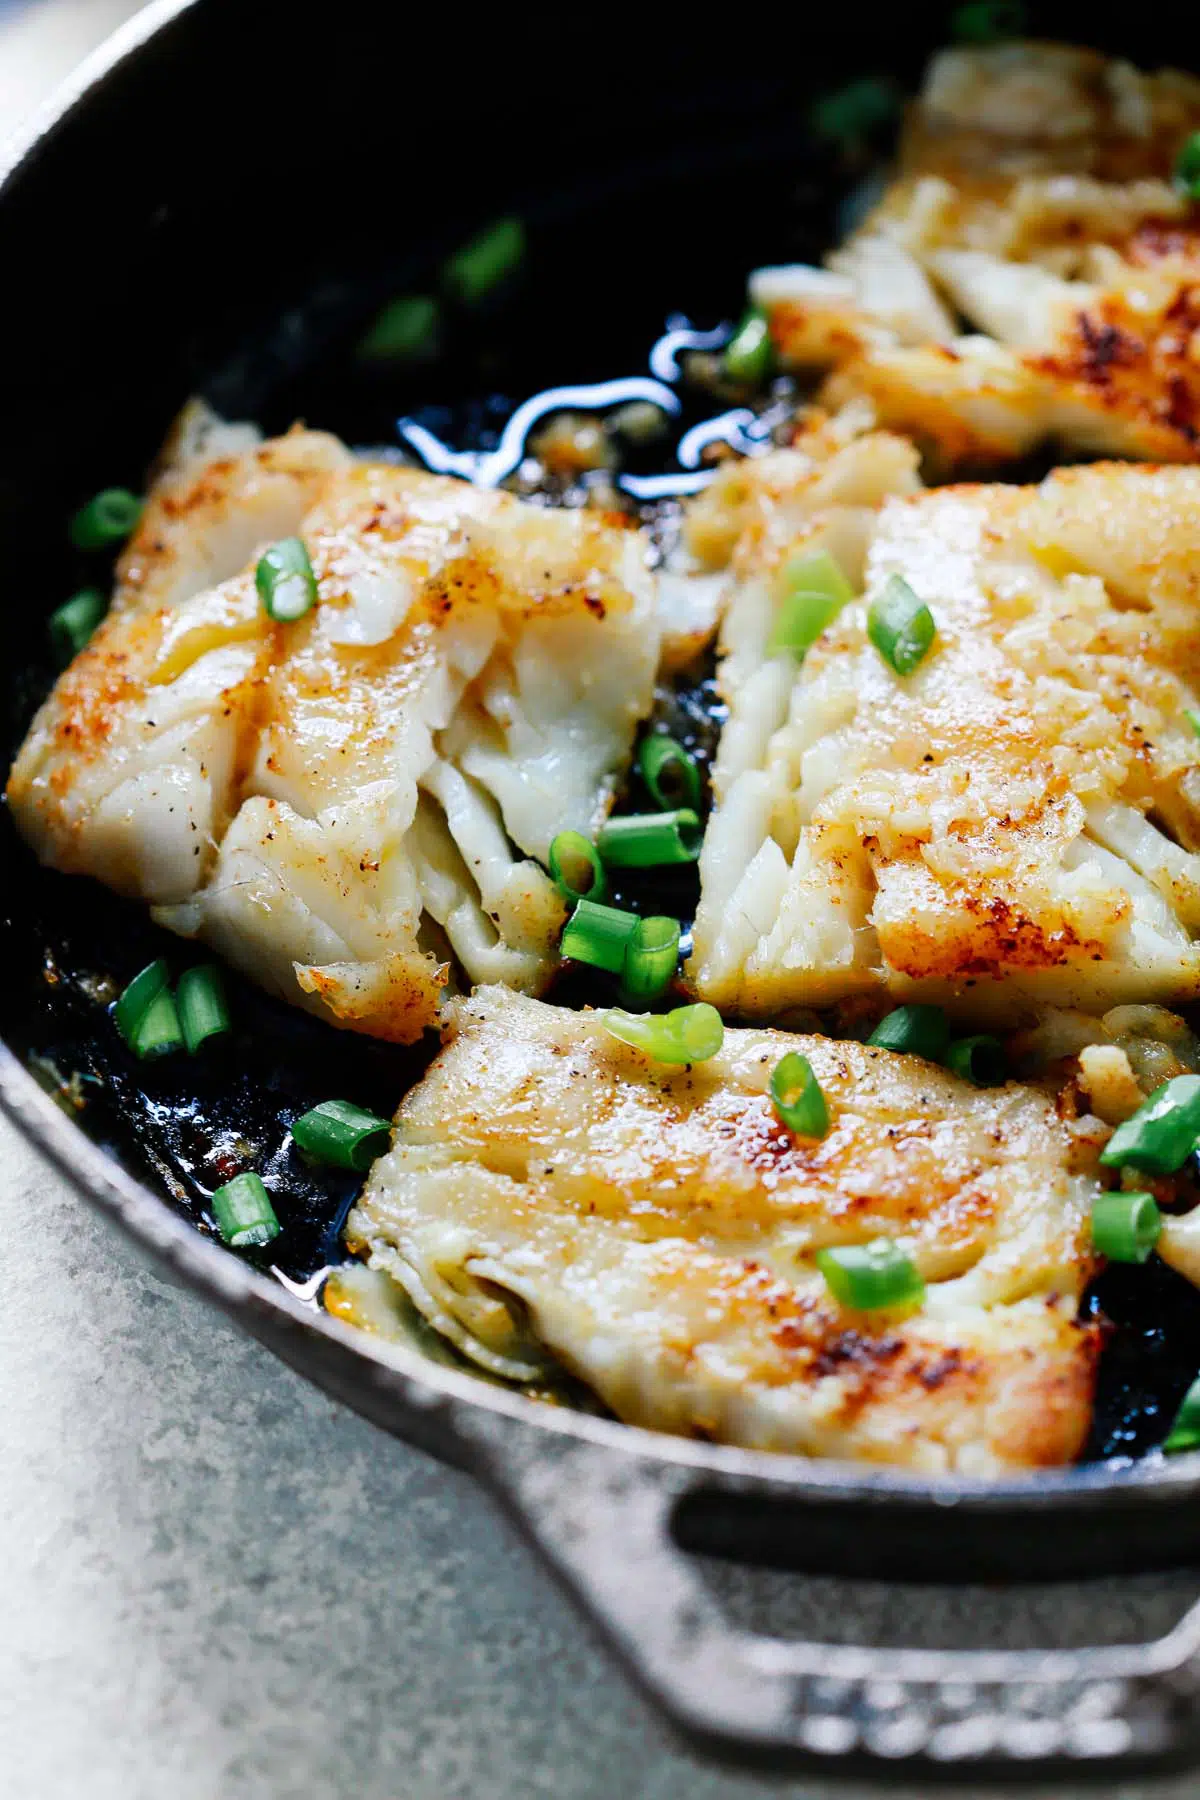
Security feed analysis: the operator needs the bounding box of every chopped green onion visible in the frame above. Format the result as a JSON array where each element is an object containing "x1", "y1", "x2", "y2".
[
  {"x1": 950, "y1": 0, "x2": 1025, "y2": 44},
  {"x1": 49, "y1": 589, "x2": 106, "y2": 664},
  {"x1": 561, "y1": 898, "x2": 640, "y2": 974},
  {"x1": 946, "y1": 1035, "x2": 1006, "y2": 1087},
  {"x1": 868, "y1": 574, "x2": 937, "y2": 676},
  {"x1": 770, "y1": 1052, "x2": 830, "y2": 1139},
  {"x1": 724, "y1": 309, "x2": 773, "y2": 386},
  {"x1": 357, "y1": 294, "x2": 439, "y2": 362},
  {"x1": 1099, "y1": 1075, "x2": 1200, "y2": 1175},
  {"x1": 443, "y1": 216, "x2": 526, "y2": 305},
  {"x1": 812, "y1": 78, "x2": 899, "y2": 146},
  {"x1": 867, "y1": 1004, "x2": 950, "y2": 1062},
  {"x1": 1091, "y1": 1190, "x2": 1162, "y2": 1264},
  {"x1": 817, "y1": 1237, "x2": 924, "y2": 1312},
  {"x1": 1164, "y1": 1375, "x2": 1200, "y2": 1454},
  {"x1": 115, "y1": 958, "x2": 170, "y2": 1048},
  {"x1": 176, "y1": 964, "x2": 231, "y2": 1054},
  {"x1": 211, "y1": 1171, "x2": 280, "y2": 1249},
  {"x1": 130, "y1": 987, "x2": 184, "y2": 1061},
  {"x1": 620, "y1": 915, "x2": 681, "y2": 1005},
  {"x1": 597, "y1": 809, "x2": 701, "y2": 869},
  {"x1": 69, "y1": 487, "x2": 142, "y2": 550},
  {"x1": 291, "y1": 1099, "x2": 393, "y2": 1172},
  {"x1": 1177, "y1": 133, "x2": 1200, "y2": 201},
  {"x1": 256, "y1": 537, "x2": 317, "y2": 622},
  {"x1": 639, "y1": 735, "x2": 702, "y2": 813},
  {"x1": 1186, "y1": 708, "x2": 1200, "y2": 739},
  {"x1": 603, "y1": 1003, "x2": 724, "y2": 1065},
  {"x1": 548, "y1": 830, "x2": 606, "y2": 903},
  {"x1": 767, "y1": 549, "x2": 855, "y2": 659}
]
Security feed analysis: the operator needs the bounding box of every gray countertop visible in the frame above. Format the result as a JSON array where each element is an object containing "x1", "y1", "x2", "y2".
[{"x1": 3, "y1": 8, "x2": 1199, "y2": 1797}]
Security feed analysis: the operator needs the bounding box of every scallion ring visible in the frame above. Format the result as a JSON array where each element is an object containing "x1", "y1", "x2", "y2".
[
  {"x1": 256, "y1": 537, "x2": 318, "y2": 622},
  {"x1": 811, "y1": 78, "x2": 899, "y2": 146},
  {"x1": 945, "y1": 1035, "x2": 1006, "y2": 1087},
  {"x1": 212, "y1": 1172, "x2": 280, "y2": 1249},
  {"x1": 816, "y1": 1238, "x2": 924, "y2": 1312},
  {"x1": 114, "y1": 958, "x2": 170, "y2": 1048},
  {"x1": 770, "y1": 1052, "x2": 830, "y2": 1139},
  {"x1": 130, "y1": 987, "x2": 184, "y2": 1061},
  {"x1": 638, "y1": 735, "x2": 701, "y2": 813},
  {"x1": 291, "y1": 1099, "x2": 393, "y2": 1172},
  {"x1": 1165, "y1": 1375, "x2": 1200, "y2": 1454},
  {"x1": 1187, "y1": 708, "x2": 1200, "y2": 740},
  {"x1": 723, "y1": 309, "x2": 773, "y2": 386},
  {"x1": 950, "y1": 0, "x2": 1025, "y2": 44},
  {"x1": 177, "y1": 964, "x2": 231, "y2": 1054},
  {"x1": 69, "y1": 487, "x2": 142, "y2": 550},
  {"x1": 602, "y1": 1003, "x2": 724, "y2": 1065},
  {"x1": 767, "y1": 549, "x2": 854, "y2": 659},
  {"x1": 1099, "y1": 1075, "x2": 1200, "y2": 1176},
  {"x1": 443, "y1": 217, "x2": 526, "y2": 305},
  {"x1": 561, "y1": 898, "x2": 640, "y2": 974},
  {"x1": 548, "y1": 830, "x2": 606, "y2": 903},
  {"x1": 49, "y1": 589, "x2": 106, "y2": 664},
  {"x1": 867, "y1": 1004, "x2": 950, "y2": 1063},
  {"x1": 1177, "y1": 132, "x2": 1200, "y2": 201},
  {"x1": 867, "y1": 573, "x2": 936, "y2": 676},
  {"x1": 620, "y1": 915, "x2": 681, "y2": 1005},
  {"x1": 597, "y1": 809, "x2": 701, "y2": 869},
  {"x1": 1091, "y1": 1190, "x2": 1162, "y2": 1265},
  {"x1": 357, "y1": 294, "x2": 439, "y2": 363}
]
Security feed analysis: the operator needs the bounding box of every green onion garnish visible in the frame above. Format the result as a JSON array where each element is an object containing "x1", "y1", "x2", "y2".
[
  {"x1": 443, "y1": 216, "x2": 526, "y2": 305},
  {"x1": 49, "y1": 589, "x2": 107, "y2": 665},
  {"x1": 1091, "y1": 1190, "x2": 1162, "y2": 1265},
  {"x1": 723, "y1": 309, "x2": 773, "y2": 386},
  {"x1": 639, "y1": 735, "x2": 702, "y2": 813},
  {"x1": 176, "y1": 964, "x2": 231, "y2": 1054},
  {"x1": 115, "y1": 958, "x2": 170, "y2": 1048},
  {"x1": 1177, "y1": 133, "x2": 1200, "y2": 201},
  {"x1": 945, "y1": 1035, "x2": 1006, "y2": 1087},
  {"x1": 1164, "y1": 1375, "x2": 1200, "y2": 1454},
  {"x1": 211, "y1": 1172, "x2": 280, "y2": 1249},
  {"x1": 357, "y1": 294, "x2": 439, "y2": 363},
  {"x1": 256, "y1": 537, "x2": 318, "y2": 622},
  {"x1": 620, "y1": 915, "x2": 681, "y2": 1005},
  {"x1": 548, "y1": 830, "x2": 606, "y2": 903},
  {"x1": 950, "y1": 0, "x2": 1025, "y2": 43},
  {"x1": 867, "y1": 1004, "x2": 950, "y2": 1063},
  {"x1": 1186, "y1": 708, "x2": 1200, "y2": 739},
  {"x1": 868, "y1": 574, "x2": 937, "y2": 676},
  {"x1": 811, "y1": 78, "x2": 899, "y2": 146},
  {"x1": 561, "y1": 898, "x2": 640, "y2": 974},
  {"x1": 130, "y1": 987, "x2": 185, "y2": 1061},
  {"x1": 770, "y1": 1052, "x2": 830, "y2": 1139},
  {"x1": 69, "y1": 487, "x2": 142, "y2": 551},
  {"x1": 602, "y1": 1003, "x2": 724, "y2": 1065},
  {"x1": 1099, "y1": 1075, "x2": 1200, "y2": 1175},
  {"x1": 767, "y1": 549, "x2": 855, "y2": 659},
  {"x1": 291, "y1": 1099, "x2": 393, "y2": 1172},
  {"x1": 597, "y1": 809, "x2": 701, "y2": 869},
  {"x1": 817, "y1": 1237, "x2": 924, "y2": 1312}
]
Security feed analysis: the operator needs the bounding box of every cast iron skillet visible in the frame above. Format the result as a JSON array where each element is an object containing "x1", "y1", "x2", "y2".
[{"x1": 8, "y1": 0, "x2": 1200, "y2": 1777}]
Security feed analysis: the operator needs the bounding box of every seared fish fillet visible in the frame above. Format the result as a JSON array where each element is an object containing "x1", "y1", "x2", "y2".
[
  {"x1": 689, "y1": 461, "x2": 1200, "y2": 1024},
  {"x1": 753, "y1": 43, "x2": 1200, "y2": 468},
  {"x1": 9, "y1": 464, "x2": 658, "y2": 1039},
  {"x1": 348, "y1": 987, "x2": 1104, "y2": 1473}
]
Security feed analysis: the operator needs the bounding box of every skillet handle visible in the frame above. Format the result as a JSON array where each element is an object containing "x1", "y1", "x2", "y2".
[{"x1": 465, "y1": 1422, "x2": 1200, "y2": 1775}]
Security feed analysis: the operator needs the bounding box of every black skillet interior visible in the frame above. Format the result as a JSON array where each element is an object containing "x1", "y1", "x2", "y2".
[{"x1": 3, "y1": 0, "x2": 1200, "y2": 1459}]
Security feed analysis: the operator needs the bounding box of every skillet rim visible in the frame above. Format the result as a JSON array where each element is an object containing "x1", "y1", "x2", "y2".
[{"x1": 4, "y1": 0, "x2": 1200, "y2": 1512}]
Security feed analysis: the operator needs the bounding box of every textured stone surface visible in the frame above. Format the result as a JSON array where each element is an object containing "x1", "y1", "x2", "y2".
[{"x1": 6, "y1": 6, "x2": 1200, "y2": 1796}]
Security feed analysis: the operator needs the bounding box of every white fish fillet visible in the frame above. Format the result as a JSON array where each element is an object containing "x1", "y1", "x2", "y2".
[
  {"x1": 689, "y1": 460, "x2": 1200, "y2": 1023},
  {"x1": 348, "y1": 987, "x2": 1105, "y2": 1473},
  {"x1": 9, "y1": 462, "x2": 659, "y2": 1040},
  {"x1": 750, "y1": 43, "x2": 1200, "y2": 468}
]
